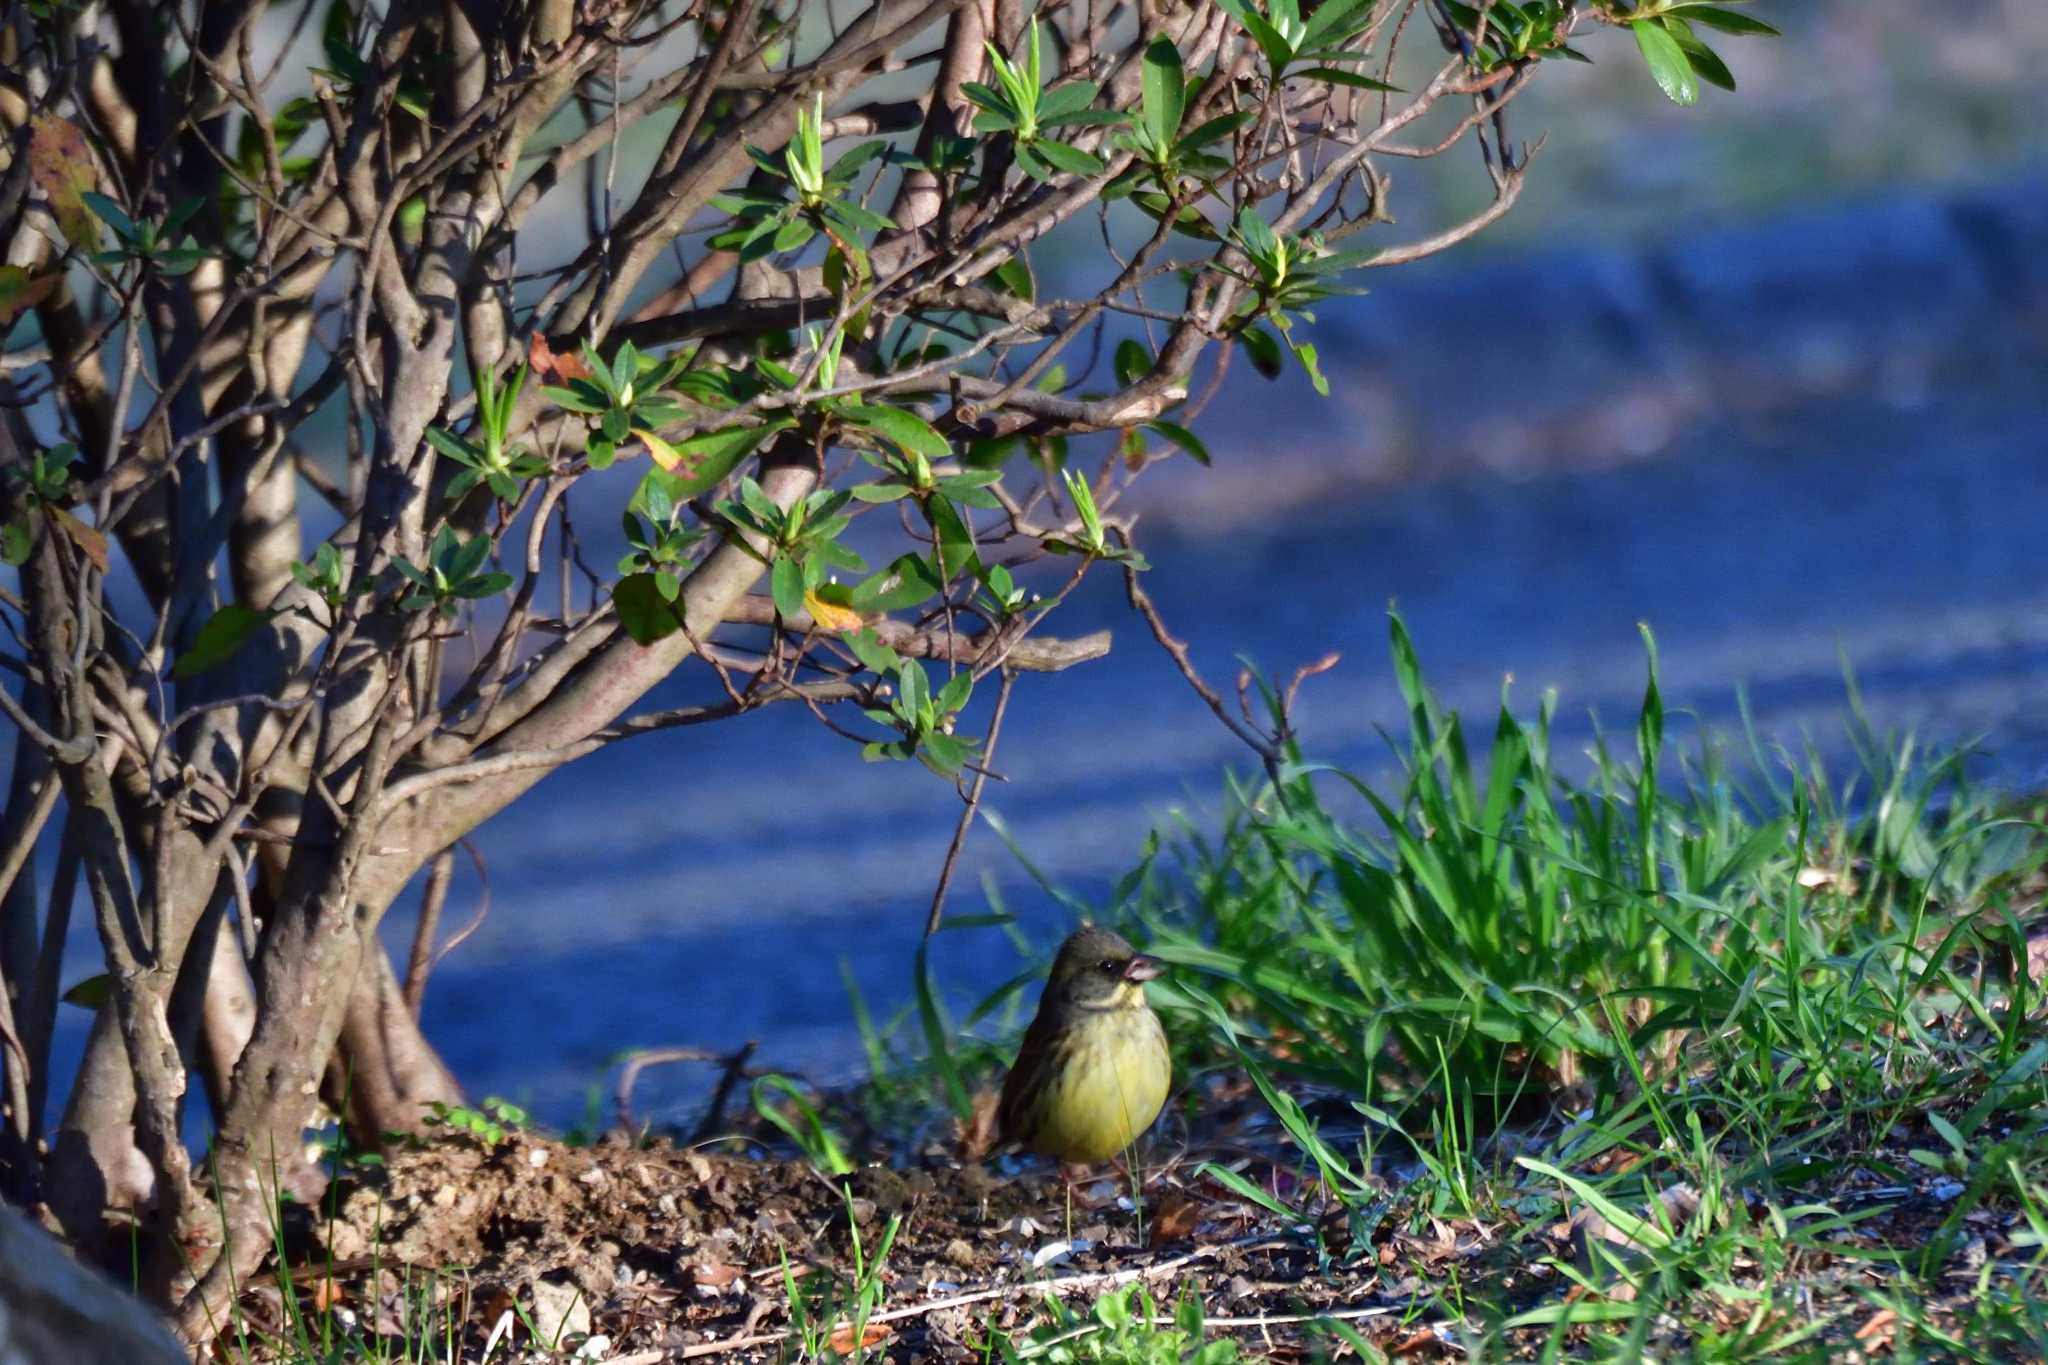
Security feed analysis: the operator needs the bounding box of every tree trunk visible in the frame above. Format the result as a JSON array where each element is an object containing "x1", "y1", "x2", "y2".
[{"x1": 327, "y1": 944, "x2": 462, "y2": 1146}]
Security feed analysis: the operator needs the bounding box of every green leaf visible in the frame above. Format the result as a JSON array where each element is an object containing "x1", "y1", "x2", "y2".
[
  {"x1": 1028, "y1": 138, "x2": 1106, "y2": 178},
  {"x1": 1669, "y1": 20, "x2": 1737, "y2": 92},
  {"x1": 1133, "y1": 196, "x2": 1220, "y2": 241},
  {"x1": 1301, "y1": 0, "x2": 1374, "y2": 49},
  {"x1": 991, "y1": 255, "x2": 1034, "y2": 302},
  {"x1": 1145, "y1": 420, "x2": 1211, "y2": 466},
  {"x1": 1236, "y1": 324, "x2": 1286, "y2": 379},
  {"x1": 0, "y1": 519, "x2": 30, "y2": 566},
  {"x1": 821, "y1": 196, "x2": 896, "y2": 236},
  {"x1": 770, "y1": 217, "x2": 815, "y2": 253},
  {"x1": 840, "y1": 403, "x2": 950, "y2": 457},
  {"x1": 1215, "y1": 0, "x2": 1296, "y2": 71},
  {"x1": 1140, "y1": 37, "x2": 1186, "y2": 148},
  {"x1": 1177, "y1": 110, "x2": 1256, "y2": 153},
  {"x1": 925, "y1": 495, "x2": 979, "y2": 579},
  {"x1": 79, "y1": 191, "x2": 136, "y2": 242},
  {"x1": 1296, "y1": 65, "x2": 1399, "y2": 92},
  {"x1": 1666, "y1": 5, "x2": 1781, "y2": 37},
  {"x1": 851, "y1": 553, "x2": 944, "y2": 613},
  {"x1": 847, "y1": 627, "x2": 900, "y2": 674},
  {"x1": 613, "y1": 573, "x2": 682, "y2": 645},
  {"x1": 661, "y1": 421, "x2": 787, "y2": 496},
  {"x1": 1114, "y1": 339, "x2": 1154, "y2": 386},
  {"x1": 452, "y1": 571, "x2": 513, "y2": 600},
  {"x1": 1633, "y1": 19, "x2": 1699, "y2": 106},
  {"x1": 770, "y1": 556, "x2": 806, "y2": 621},
  {"x1": 920, "y1": 730, "x2": 973, "y2": 777},
  {"x1": 173, "y1": 604, "x2": 276, "y2": 680},
  {"x1": 1293, "y1": 340, "x2": 1329, "y2": 396},
  {"x1": 540, "y1": 383, "x2": 606, "y2": 415},
  {"x1": 446, "y1": 531, "x2": 493, "y2": 583}
]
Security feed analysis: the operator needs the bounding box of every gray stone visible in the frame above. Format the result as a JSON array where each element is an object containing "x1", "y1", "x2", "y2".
[{"x1": 0, "y1": 1205, "x2": 183, "y2": 1364}]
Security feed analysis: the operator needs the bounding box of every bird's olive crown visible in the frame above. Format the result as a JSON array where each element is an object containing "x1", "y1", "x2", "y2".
[{"x1": 1046, "y1": 926, "x2": 1144, "y2": 1009}]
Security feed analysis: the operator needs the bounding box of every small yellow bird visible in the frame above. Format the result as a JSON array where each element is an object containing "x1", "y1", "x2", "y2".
[{"x1": 998, "y1": 926, "x2": 1172, "y2": 1165}]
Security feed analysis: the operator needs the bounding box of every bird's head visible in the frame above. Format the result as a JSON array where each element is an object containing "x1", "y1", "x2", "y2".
[{"x1": 1042, "y1": 925, "x2": 1162, "y2": 1013}]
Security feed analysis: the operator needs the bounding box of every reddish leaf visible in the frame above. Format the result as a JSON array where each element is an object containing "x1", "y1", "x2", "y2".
[
  {"x1": 827, "y1": 1322, "x2": 890, "y2": 1354},
  {"x1": 28, "y1": 116, "x2": 98, "y2": 249},
  {"x1": 528, "y1": 332, "x2": 592, "y2": 383},
  {"x1": 48, "y1": 506, "x2": 108, "y2": 572}
]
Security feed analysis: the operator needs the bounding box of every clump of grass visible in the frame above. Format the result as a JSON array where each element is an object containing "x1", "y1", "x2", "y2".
[
  {"x1": 778, "y1": 1185, "x2": 903, "y2": 1364},
  {"x1": 870, "y1": 611, "x2": 2048, "y2": 1357},
  {"x1": 1100, "y1": 615, "x2": 2045, "y2": 1128}
]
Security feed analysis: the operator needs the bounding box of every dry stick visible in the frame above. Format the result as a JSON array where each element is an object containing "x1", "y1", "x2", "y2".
[
  {"x1": 422, "y1": 838, "x2": 493, "y2": 982},
  {"x1": 924, "y1": 668, "x2": 1016, "y2": 937},
  {"x1": 611, "y1": 1042, "x2": 762, "y2": 1135},
  {"x1": 401, "y1": 847, "x2": 455, "y2": 1016},
  {"x1": 691, "y1": 1041, "x2": 759, "y2": 1145}
]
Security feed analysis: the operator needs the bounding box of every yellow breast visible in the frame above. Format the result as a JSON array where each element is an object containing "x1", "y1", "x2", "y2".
[{"x1": 1021, "y1": 1005, "x2": 1171, "y2": 1164}]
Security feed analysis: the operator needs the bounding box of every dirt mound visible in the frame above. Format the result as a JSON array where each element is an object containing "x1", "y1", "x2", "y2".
[{"x1": 305, "y1": 1132, "x2": 1181, "y2": 1358}]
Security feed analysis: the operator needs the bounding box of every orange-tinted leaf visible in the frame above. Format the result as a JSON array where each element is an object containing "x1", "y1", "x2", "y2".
[
  {"x1": 827, "y1": 1323, "x2": 890, "y2": 1354},
  {"x1": 28, "y1": 116, "x2": 98, "y2": 249},
  {"x1": 48, "y1": 506, "x2": 108, "y2": 572},
  {"x1": 1147, "y1": 1192, "x2": 1200, "y2": 1249},
  {"x1": 1389, "y1": 1326, "x2": 1445, "y2": 1357},
  {"x1": 310, "y1": 1276, "x2": 346, "y2": 1313},
  {"x1": 528, "y1": 332, "x2": 592, "y2": 383},
  {"x1": 803, "y1": 589, "x2": 865, "y2": 633},
  {"x1": 637, "y1": 428, "x2": 683, "y2": 471},
  {"x1": 0, "y1": 267, "x2": 58, "y2": 325}
]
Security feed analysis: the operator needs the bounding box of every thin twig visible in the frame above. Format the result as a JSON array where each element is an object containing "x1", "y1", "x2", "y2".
[
  {"x1": 925, "y1": 669, "x2": 1015, "y2": 937},
  {"x1": 613, "y1": 1042, "x2": 761, "y2": 1135}
]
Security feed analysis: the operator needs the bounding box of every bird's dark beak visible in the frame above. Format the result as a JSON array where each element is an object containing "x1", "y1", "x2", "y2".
[{"x1": 1122, "y1": 954, "x2": 1164, "y2": 983}]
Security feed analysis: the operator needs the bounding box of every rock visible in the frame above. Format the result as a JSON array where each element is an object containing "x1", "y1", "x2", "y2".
[
  {"x1": 529, "y1": 1276, "x2": 591, "y2": 1348},
  {"x1": 0, "y1": 1204, "x2": 184, "y2": 1363}
]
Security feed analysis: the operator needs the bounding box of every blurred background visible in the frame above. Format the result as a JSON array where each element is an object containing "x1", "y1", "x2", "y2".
[{"x1": 39, "y1": 0, "x2": 2048, "y2": 1134}]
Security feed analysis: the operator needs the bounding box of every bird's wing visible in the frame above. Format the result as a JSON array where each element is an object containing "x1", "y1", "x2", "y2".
[{"x1": 996, "y1": 1006, "x2": 1064, "y2": 1144}]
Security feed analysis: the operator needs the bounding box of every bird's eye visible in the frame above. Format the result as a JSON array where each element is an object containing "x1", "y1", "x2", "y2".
[{"x1": 1099, "y1": 958, "x2": 1119, "y2": 973}]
